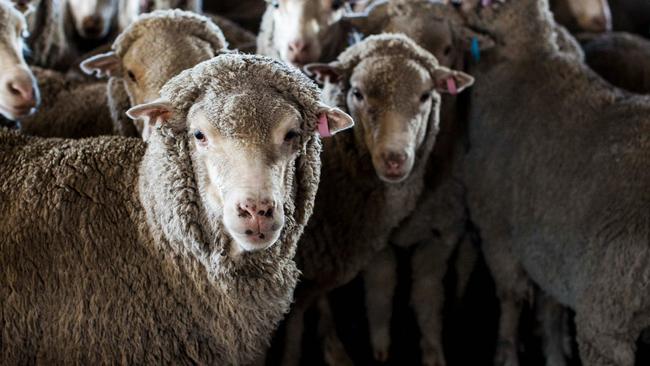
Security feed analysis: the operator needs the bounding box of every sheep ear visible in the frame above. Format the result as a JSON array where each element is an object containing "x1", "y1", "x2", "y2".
[
  {"x1": 126, "y1": 100, "x2": 174, "y2": 128},
  {"x1": 432, "y1": 67, "x2": 474, "y2": 95},
  {"x1": 340, "y1": 0, "x2": 389, "y2": 35},
  {"x1": 304, "y1": 62, "x2": 342, "y2": 84},
  {"x1": 315, "y1": 103, "x2": 354, "y2": 137},
  {"x1": 80, "y1": 51, "x2": 122, "y2": 78}
]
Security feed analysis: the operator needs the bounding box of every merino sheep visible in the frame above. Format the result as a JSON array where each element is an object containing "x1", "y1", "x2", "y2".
[
  {"x1": 580, "y1": 31, "x2": 650, "y2": 94},
  {"x1": 550, "y1": 0, "x2": 612, "y2": 33},
  {"x1": 343, "y1": 1, "x2": 491, "y2": 363},
  {"x1": 81, "y1": 10, "x2": 229, "y2": 139},
  {"x1": 257, "y1": 0, "x2": 352, "y2": 66},
  {"x1": 460, "y1": 1, "x2": 650, "y2": 365},
  {"x1": 63, "y1": 0, "x2": 120, "y2": 42},
  {"x1": 7, "y1": 0, "x2": 73, "y2": 70},
  {"x1": 273, "y1": 33, "x2": 473, "y2": 366},
  {"x1": 0, "y1": 0, "x2": 39, "y2": 123},
  {"x1": 0, "y1": 53, "x2": 353, "y2": 365}
]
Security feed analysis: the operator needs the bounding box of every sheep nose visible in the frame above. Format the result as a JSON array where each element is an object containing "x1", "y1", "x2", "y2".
[
  {"x1": 288, "y1": 40, "x2": 311, "y2": 62},
  {"x1": 237, "y1": 198, "x2": 276, "y2": 232},
  {"x1": 82, "y1": 15, "x2": 104, "y2": 37},
  {"x1": 239, "y1": 200, "x2": 275, "y2": 219},
  {"x1": 382, "y1": 151, "x2": 407, "y2": 174},
  {"x1": 591, "y1": 15, "x2": 612, "y2": 32},
  {"x1": 6, "y1": 74, "x2": 38, "y2": 109}
]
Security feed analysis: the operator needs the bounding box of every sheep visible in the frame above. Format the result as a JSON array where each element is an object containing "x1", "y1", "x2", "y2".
[
  {"x1": 273, "y1": 33, "x2": 474, "y2": 366},
  {"x1": 81, "y1": 10, "x2": 230, "y2": 139},
  {"x1": 63, "y1": 0, "x2": 120, "y2": 42},
  {"x1": 257, "y1": 0, "x2": 352, "y2": 67},
  {"x1": 550, "y1": 0, "x2": 612, "y2": 33},
  {"x1": 0, "y1": 0, "x2": 39, "y2": 123},
  {"x1": 0, "y1": 53, "x2": 354, "y2": 365},
  {"x1": 7, "y1": 0, "x2": 73, "y2": 71},
  {"x1": 342, "y1": 1, "x2": 494, "y2": 363},
  {"x1": 16, "y1": 67, "x2": 114, "y2": 138},
  {"x1": 580, "y1": 31, "x2": 650, "y2": 94},
  {"x1": 458, "y1": 1, "x2": 650, "y2": 365}
]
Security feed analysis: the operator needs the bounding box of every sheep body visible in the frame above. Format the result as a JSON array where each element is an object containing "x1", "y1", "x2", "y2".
[
  {"x1": 463, "y1": 1, "x2": 650, "y2": 365},
  {"x1": 0, "y1": 54, "x2": 325, "y2": 365},
  {"x1": 581, "y1": 31, "x2": 650, "y2": 94},
  {"x1": 18, "y1": 67, "x2": 113, "y2": 138}
]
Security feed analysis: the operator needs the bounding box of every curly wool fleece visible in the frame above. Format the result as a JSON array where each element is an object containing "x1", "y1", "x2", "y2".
[{"x1": 0, "y1": 53, "x2": 324, "y2": 365}]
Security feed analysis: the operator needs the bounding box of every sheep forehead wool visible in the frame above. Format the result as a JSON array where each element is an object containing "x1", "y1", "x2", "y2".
[
  {"x1": 113, "y1": 9, "x2": 228, "y2": 57},
  {"x1": 352, "y1": 57, "x2": 432, "y2": 105},
  {"x1": 192, "y1": 88, "x2": 301, "y2": 140},
  {"x1": 160, "y1": 53, "x2": 323, "y2": 135},
  {"x1": 337, "y1": 33, "x2": 441, "y2": 77}
]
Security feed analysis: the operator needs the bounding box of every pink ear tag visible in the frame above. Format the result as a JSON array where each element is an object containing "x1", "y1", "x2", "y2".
[
  {"x1": 446, "y1": 77, "x2": 458, "y2": 95},
  {"x1": 482, "y1": 0, "x2": 492, "y2": 6},
  {"x1": 317, "y1": 113, "x2": 332, "y2": 137}
]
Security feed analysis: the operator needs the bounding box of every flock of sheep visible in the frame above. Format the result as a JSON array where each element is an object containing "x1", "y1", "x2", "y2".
[{"x1": 0, "y1": 0, "x2": 648, "y2": 365}]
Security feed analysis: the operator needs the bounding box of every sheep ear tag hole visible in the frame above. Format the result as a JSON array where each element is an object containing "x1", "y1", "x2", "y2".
[
  {"x1": 447, "y1": 78, "x2": 458, "y2": 95},
  {"x1": 318, "y1": 113, "x2": 332, "y2": 138}
]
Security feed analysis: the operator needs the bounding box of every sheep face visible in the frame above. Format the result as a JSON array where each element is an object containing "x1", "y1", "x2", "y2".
[
  {"x1": 347, "y1": 58, "x2": 435, "y2": 183},
  {"x1": 66, "y1": 0, "x2": 118, "y2": 40},
  {"x1": 121, "y1": 35, "x2": 215, "y2": 137},
  {"x1": 268, "y1": 0, "x2": 345, "y2": 66},
  {"x1": 80, "y1": 26, "x2": 219, "y2": 139},
  {"x1": 187, "y1": 93, "x2": 310, "y2": 252},
  {"x1": 565, "y1": 0, "x2": 611, "y2": 32},
  {"x1": 0, "y1": 1, "x2": 39, "y2": 120}
]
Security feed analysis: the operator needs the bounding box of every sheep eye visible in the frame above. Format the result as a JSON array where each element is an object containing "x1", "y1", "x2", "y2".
[
  {"x1": 444, "y1": 45, "x2": 452, "y2": 56},
  {"x1": 284, "y1": 129, "x2": 300, "y2": 142},
  {"x1": 127, "y1": 70, "x2": 137, "y2": 83},
  {"x1": 331, "y1": 0, "x2": 343, "y2": 10},
  {"x1": 194, "y1": 130, "x2": 206, "y2": 143},
  {"x1": 270, "y1": 0, "x2": 279, "y2": 8},
  {"x1": 420, "y1": 92, "x2": 431, "y2": 103},
  {"x1": 351, "y1": 88, "x2": 364, "y2": 101}
]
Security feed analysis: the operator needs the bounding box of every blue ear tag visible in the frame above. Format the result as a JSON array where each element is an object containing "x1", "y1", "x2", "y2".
[{"x1": 471, "y1": 37, "x2": 481, "y2": 62}]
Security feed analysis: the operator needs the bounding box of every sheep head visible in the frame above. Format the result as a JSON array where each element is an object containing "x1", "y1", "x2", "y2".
[
  {"x1": 306, "y1": 34, "x2": 472, "y2": 183},
  {"x1": 65, "y1": 0, "x2": 118, "y2": 40},
  {"x1": 81, "y1": 10, "x2": 228, "y2": 140},
  {"x1": 562, "y1": 0, "x2": 611, "y2": 32},
  {"x1": 342, "y1": 0, "x2": 495, "y2": 69},
  {"x1": 0, "y1": 0, "x2": 39, "y2": 120},
  {"x1": 128, "y1": 54, "x2": 352, "y2": 254},
  {"x1": 265, "y1": 0, "x2": 348, "y2": 66}
]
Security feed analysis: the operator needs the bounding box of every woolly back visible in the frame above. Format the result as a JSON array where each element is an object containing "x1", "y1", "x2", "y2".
[
  {"x1": 144, "y1": 53, "x2": 323, "y2": 273},
  {"x1": 113, "y1": 9, "x2": 227, "y2": 57}
]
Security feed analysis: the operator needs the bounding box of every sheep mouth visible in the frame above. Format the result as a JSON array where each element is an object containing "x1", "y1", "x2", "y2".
[
  {"x1": 0, "y1": 102, "x2": 36, "y2": 120},
  {"x1": 378, "y1": 172, "x2": 409, "y2": 184},
  {"x1": 230, "y1": 228, "x2": 283, "y2": 252}
]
